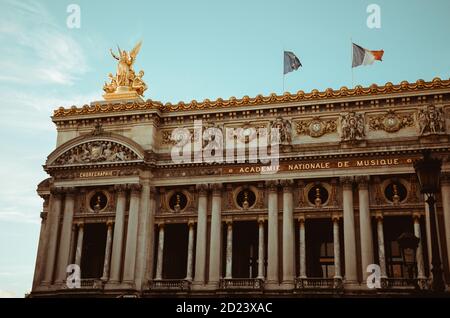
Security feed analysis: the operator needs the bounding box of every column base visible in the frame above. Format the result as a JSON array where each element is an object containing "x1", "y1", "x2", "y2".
[
  {"x1": 264, "y1": 280, "x2": 280, "y2": 290},
  {"x1": 205, "y1": 281, "x2": 220, "y2": 290},
  {"x1": 191, "y1": 281, "x2": 207, "y2": 291},
  {"x1": 280, "y1": 280, "x2": 295, "y2": 290}
]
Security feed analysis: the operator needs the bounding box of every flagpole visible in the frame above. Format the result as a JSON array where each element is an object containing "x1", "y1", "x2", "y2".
[
  {"x1": 351, "y1": 38, "x2": 354, "y2": 88},
  {"x1": 282, "y1": 49, "x2": 285, "y2": 93}
]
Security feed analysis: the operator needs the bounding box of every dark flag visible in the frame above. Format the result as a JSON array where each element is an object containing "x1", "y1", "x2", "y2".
[{"x1": 284, "y1": 51, "x2": 302, "y2": 74}]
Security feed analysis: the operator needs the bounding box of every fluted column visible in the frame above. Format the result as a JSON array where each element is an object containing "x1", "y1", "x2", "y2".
[
  {"x1": 43, "y1": 188, "x2": 63, "y2": 285},
  {"x1": 332, "y1": 215, "x2": 342, "y2": 278},
  {"x1": 257, "y1": 218, "x2": 265, "y2": 279},
  {"x1": 341, "y1": 177, "x2": 358, "y2": 284},
  {"x1": 123, "y1": 184, "x2": 142, "y2": 283},
  {"x1": 193, "y1": 184, "x2": 208, "y2": 285},
  {"x1": 441, "y1": 173, "x2": 450, "y2": 272},
  {"x1": 185, "y1": 221, "x2": 195, "y2": 281},
  {"x1": 413, "y1": 213, "x2": 426, "y2": 280},
  {"x1": 225, "y1": 220, "x2": 233, "y2": 279},
  {"x1": 281, "y1": 180, "x2": 295, "y2": 286},
  {"x1": 357, "y1": 176, "x2": 374, "y2": 282},
  {"x1": 56, "y1": 188, "x2": 76, "y2": 284},
  {"x1": 298, "y1": 217, "x2": 306, "y2": 278},
  {"x1": 101, "y1": 221, "x2": 114, "y2": 281},
  {"x1": 376, "y1": 213, "x2": 387, "y2": 278},
  {"x1": 208, "y1": 183, "x2": 223, "y2": 287},
  {"x1": 266, "y1": 181, "x2": 279, "y2": 286},
  {"x1": 109, "y1": 185, "x2": 127, "y2": 284},
  {"x1": 155, "y1": 223, "x2": 165, "y2": 280},
  {"x1": 74, "y1": 223, "x2": 84, "y2": 267}
]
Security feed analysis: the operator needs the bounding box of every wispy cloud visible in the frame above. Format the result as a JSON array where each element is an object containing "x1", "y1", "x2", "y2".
[{"x1": 0, "y1": 0, "x2": 88, "y2": 86}]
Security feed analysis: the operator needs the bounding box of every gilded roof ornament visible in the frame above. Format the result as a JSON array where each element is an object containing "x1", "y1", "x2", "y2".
[{"x1": 103, "y1": 41, "x2": 148, "y2": 101}]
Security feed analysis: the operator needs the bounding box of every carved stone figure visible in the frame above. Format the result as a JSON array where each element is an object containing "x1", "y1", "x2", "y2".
[
  {"x1": 54, "y1": 141, "x2": 139, "y2": 165},
  {"x1": 417, "y1": 105, "x2": 446, "y2": 135},
  {"x1": 341, "y1": 112, "x2": 365, "y2": 142},
  {"x1": 271, "y1": 117, "x2": 292, "y2": 145}
]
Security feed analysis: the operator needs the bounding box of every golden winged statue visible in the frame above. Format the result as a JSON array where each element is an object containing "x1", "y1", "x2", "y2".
[{"x1": 103, "y1": 41, "x2": 148, "y2": 100}]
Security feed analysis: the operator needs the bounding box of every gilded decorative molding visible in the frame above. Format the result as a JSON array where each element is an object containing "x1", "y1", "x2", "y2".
[
  {"x1": 296, "y1": 117, "x2": 337, "y2": 137},
  {"x1": 53, "y1": 77, "x2": 450, "y2": 117},
  {"x1": 368, "y1": 110, "x2": 414, "y2": 133}
]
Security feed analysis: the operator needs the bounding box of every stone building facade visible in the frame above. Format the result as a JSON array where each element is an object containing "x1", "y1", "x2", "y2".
[{"x1": 30, "y1": 78, "x2": 450, "y2": 297}]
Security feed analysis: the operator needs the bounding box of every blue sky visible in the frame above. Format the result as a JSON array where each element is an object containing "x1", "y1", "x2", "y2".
[{"x1": 0, "y1": 0, "x2": 449, "y2": 297}]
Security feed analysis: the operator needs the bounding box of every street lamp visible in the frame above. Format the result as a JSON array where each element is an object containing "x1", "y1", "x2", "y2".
[
  {"x1": 397, "y1": 232, "x2": 419, "y2": 280},
  {"x1": 413, "y1": 150, "x2": 445, "y2": 292}
]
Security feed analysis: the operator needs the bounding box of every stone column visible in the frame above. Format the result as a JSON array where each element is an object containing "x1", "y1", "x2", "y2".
[
  {"x1": 32, "y1": 202, "x2": 49, "y2": 289},
  {"x1": 208, "y1": 183, "x2": 223, "y2": 287},
  {"x1": 341, "y1": 177, "x2": 358, "y2": 284},
  {"x1": 74, "y1": 223, "x2": 84, "y2": 267},
  {"x1": 123, "y1": 184, "x2": 142, "y2": 284},
  {"x1": 225, "y1": 220, "x2": 233, "y2": 279},
  {"x1": 144, "y1": 186, "x2": 157, "y2": 284},
  {"x1": 441, "y1": 173, "x2": 450, "y2": 272},
  {"x1": 257, "y1": 218, "x2": 265, "y2": 279},
  {"x1": 155, "y1": 223, "x2": 165, "y2": 280},
  {"x1": 298, "y1": 217, "x2": 306, "y2": 278},
  {"x1": 56, "y1": 188, "x2": 76, "y2": 284},
  {"x1": 266, "y1": 180, "x2": 279, "y2": 286},
  {"x1": 43, "y1": 188, "x2": 63, "y2": 285},
  {"x1": 185, "y1": 221, "x2": 195, "y2": 281},
  {"x1": 357, "y1": 176, "x2": 374, "y2": 282},
  {"x1": 413, "y1": 213, "x2": 426, "y2": 280},
  {"x1": 101, "y1": 221, "x2": 114, "y2": 282},
  {"x1": 281, "y1": 180, "x2": 295, "y2": 286},
  {"x1": 109, "y1": 185, "x2": 127, "y2": 284},
  {"x1": 194, "y1": 184, "x2": 208, "y2": 285},
  {"x1": 135, "y1": 178, "x2": 153, "y2": 290},
  {"x1": 376, "y1": 213, "x2": 387, "y2": 278},
  {"x1": 332, "y1": 215, "x2": 342, "y2": 278},
  {"x1": 68, "y1": 223, "x2": 76, "y2": 266}
]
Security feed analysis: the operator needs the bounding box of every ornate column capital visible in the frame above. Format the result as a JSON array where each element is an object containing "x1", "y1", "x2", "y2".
[
  {"x1": 412, "y1": 212, "x2": 422, "y2": 222},
  {"x1": 375, "y1": 211, "x2": 383, "y2": 221},
  {"x1": 441, "y1": 171, "x2": 450, "y2": 186},
  {"x1": 106, "y1": 220, "x2": 114, "y2": 227},
  {"x1": 258, "y1": 217, "x2": 266, "y2": 224},
  {"x1": 75, "y1": 222, "x2": 84, "y2": 229},
  {"x1": 114, "y1": 184, "x2": 127, "y2": 193},
  {"x1": 196, "y1": 183, "x2": 209, "y2": 196},
  {"x1": 49, "y1": 186, "x2": 64, "y2": 198},
  {"x1": 356, "y1": 176, "x2": 369, "y2": 190},
  {"x1": 340, "y1": 176, "x2": 354, "y2": 190},
  {"x1": 280, "y1": 179, "x2": 294, "y2": 192},
  {"x1": 129, "y1": 183, "x2": 142, "y2": 195},
  {"x1": 331, "y1": 214, "x2": 340, "y2": 222},
  {"x1": 157, "y1": 222, "x2": 165, "y2": 229},
  {"x1": 188, "y1": 219, "x2": 196, "y2": 227},
  {"x1": 266, "y1": 180, "x2": 279, "y2": 192},
  {"x1": 225, "y1": 219, "x2": 233, "y2": 226},
  {"x1": 210, "y1": 183, "x2": 223, "y2": 196},
  {"x1": 298, "y1": 215, "x2": 306, "y2": 224}
]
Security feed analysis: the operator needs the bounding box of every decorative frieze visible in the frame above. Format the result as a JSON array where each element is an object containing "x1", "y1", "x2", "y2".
[
  {"x1": 368, "y1": 110, "x2": 414, "y2": 133},
  {"x1": 296, "y1": 117, "x2": 337, "y2": 137},
  {"x1": 53, "y1": 141, "x2": 139, "y2": 166}
]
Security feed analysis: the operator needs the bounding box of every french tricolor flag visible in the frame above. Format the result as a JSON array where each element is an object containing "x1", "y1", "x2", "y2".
[{"x1": 352, "y1": 43, "x2": 384, "y2": 68}]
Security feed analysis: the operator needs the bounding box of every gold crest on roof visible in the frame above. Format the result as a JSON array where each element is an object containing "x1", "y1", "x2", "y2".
[{"x1": 103, "y1": 41, "x2": 148, "y2": 101}]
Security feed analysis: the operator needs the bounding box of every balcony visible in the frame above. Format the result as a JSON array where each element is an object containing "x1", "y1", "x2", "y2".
[
  {"x1": 149, "y1": 279, "x2": 192, "y2": 291},
  {"x1": 79, "y1": 279, "x2": 103, "y2": 289},
  {"x1": 295, "y1": 277, "x2": 343, "y2": 291},
  {"x1": 381, "y1": 277, "x2": 429, "y2": 290},
  {"x1": 219, "y1": 278, "x2": 264, "y2": 291}
]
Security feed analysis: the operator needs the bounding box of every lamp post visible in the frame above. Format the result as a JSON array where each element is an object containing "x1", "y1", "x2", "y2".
[
  {"x1": 397, "y1": 232, "x2": 419, "y2": 281},
  {"x1": 413, "y1": 150, "x2": 445, "y2": 292}
]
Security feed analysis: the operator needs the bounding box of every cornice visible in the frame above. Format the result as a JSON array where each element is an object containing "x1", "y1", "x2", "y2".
[{"x1": 52, "y1": 77, "x2": 450, "y2": 119}]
